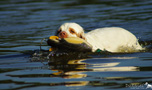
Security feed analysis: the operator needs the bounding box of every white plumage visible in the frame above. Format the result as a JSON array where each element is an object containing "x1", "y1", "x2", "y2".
[{"x1": 57, "y1": 23, "x2": 143, "y2": 52}]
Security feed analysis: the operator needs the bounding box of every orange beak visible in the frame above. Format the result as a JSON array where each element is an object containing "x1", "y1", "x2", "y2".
[
  {"x1": 49, "y1": 36, "x2": 59, "y2": 40},
  {"x1": 48, "y1": 36, "x2": 59, "y2": 52}
]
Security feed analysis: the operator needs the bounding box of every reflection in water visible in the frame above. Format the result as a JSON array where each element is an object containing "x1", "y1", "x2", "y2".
[
  {"x1": 1, "y1": 0, "x2": 152, "y2": 89},
  {"x1": 47, "y1": 53, "x2": 89, "y2": 86},
  {"x1": 47, "y1": 53, "x2": 139, "y2": 87},
  {"x1": 1, "y1": 51, "x2": 151, "y2": 89}
]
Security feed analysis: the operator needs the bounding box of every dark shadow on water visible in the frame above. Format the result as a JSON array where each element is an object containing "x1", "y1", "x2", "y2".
[
  {"x1": 139, "y1": 40, "x2": 152, "y2": 52},
  {"x1": 26, "y1": 48, "x2": 152, "y2": 88},
  {"x1": 0, "y1": 47, "x2": 151, "y2": 90}
]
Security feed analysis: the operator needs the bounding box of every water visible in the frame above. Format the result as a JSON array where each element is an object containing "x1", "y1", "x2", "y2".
[{"x1": 0, "y1": 0, "x2": 152, "y2": 90}]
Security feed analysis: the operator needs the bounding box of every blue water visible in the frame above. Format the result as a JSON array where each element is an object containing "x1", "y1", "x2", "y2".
[{"x1": 0, "y1": 0, "x2": 152, "y2": 90}]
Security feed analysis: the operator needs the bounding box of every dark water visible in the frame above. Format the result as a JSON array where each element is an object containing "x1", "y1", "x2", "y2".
[{"x1": 0, "y1": 0, "x2": 152, "y2": 90}]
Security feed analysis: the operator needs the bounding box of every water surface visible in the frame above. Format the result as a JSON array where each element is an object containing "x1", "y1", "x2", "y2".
[{"x1": 0, "y1": 0, "x2": 152, "y2": 90}]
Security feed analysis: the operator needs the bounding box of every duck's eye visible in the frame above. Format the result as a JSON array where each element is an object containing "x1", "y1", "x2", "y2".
[{"x1": 69, "y1": 28, "x2": 76, "y2": 34}]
